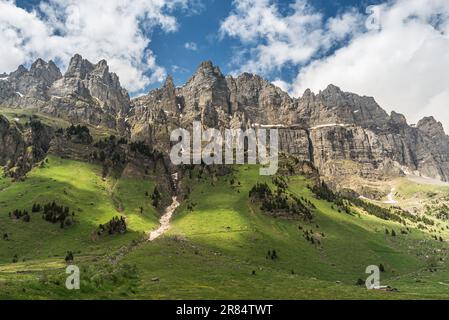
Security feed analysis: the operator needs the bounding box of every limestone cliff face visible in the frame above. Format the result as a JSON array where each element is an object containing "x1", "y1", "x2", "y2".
[
  {"x1": 129, "y1": 61, "x2": 449, "y2": 182},
  {"x1": 0, "y1": 115, "x2": 26, "y2": 166},
  {"x1": 0, "y1": 115, "x2": 54, "y2": 178},
  {"x1": 2, "y1": 58, "x2": 449, "y2": 183}
]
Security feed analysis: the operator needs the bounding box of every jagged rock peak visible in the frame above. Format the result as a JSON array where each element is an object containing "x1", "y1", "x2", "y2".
[
  {"x1": 193, "y1": 60, "x2": 224, "y2": 78},
  {"x1": 417, "y1": 116, "x2": 446, "y2": 136},
  {"x1": 320, "y1": 84, "x2": 343, "y2": 95},
  {"x1": 31, "y1": 58, "x2": 46, "y2": 70},
  {"x1": 302, "y1": 88, "x2": 315, "y2": 99},
  {"x1": 30, "y1": 58, "x2": 62, "y2": 83},
  {"x1": 96, "y1": 59, "x2": 108, "y2": 68},
  {"x1": 390, "y1": 111, "x2": 407, "y2": 125},
  {"x1": 164, "y1": 75, "x2": 175, "y2": 89},
  {"x1": 30, "y1": 58, "x2": 58, "y2": 72},
  {"x1": 65, "y1": 54, "x2": 94, "y2": 79},
  {"x1": 10, "y1": 65, "x2": 28, "y2": 78}
]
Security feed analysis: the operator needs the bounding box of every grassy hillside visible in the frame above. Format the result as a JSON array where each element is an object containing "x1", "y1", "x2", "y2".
[
  {"x1": 0, "y1": 155, "x2": 160, "y2": 298},
  {"x1": 1, "y1": 159, "x2": 449, "y2": 299}
]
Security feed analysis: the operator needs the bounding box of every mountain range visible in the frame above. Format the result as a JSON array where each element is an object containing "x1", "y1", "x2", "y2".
[{"x1": 1, "y1": 54, "x2": 449, "y2": 192}]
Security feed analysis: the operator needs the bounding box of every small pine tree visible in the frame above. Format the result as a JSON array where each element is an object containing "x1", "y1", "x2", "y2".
[
  {"x1": 65, "y1": 251, "x2": 74, "y2": 263},
  {"x1": 379, "y1": 264, "x2": 385, "y2": 272}
]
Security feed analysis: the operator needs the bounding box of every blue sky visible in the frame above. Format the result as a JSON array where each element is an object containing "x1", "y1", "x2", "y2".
[
  {"x1": 150, "y1": 0, "x2": 385, "y2": 90},
  {"x1": 2, "y1": 0, "x2": 449, "y2": 131}
]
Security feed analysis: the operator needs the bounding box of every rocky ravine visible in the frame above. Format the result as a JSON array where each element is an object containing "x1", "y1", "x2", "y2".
[{"x1": 2, "y1": 56, "x2": 449, "y2": 189}]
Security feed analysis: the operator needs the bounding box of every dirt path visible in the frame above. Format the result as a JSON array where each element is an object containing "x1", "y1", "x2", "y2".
[{"x1": 148, "y1": 196, "x2": 180, "y2": 241}]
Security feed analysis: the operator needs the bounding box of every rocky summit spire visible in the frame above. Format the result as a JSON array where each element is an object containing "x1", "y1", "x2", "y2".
[
  {"x1": 417, "y1": 116, "x2": 446, "y2": 137},
  {"x1": 192, "y1": 60, "x2": 224, "y2": 80},
  {"x1": 29, "y1": 58, "x2": 62, "y2": 86},
  {"x1": 65, "y1": 54, "x2": 94, "y2": 79}
]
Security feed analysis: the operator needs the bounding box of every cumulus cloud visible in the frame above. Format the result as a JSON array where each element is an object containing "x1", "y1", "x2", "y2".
[
  {"x1": 271, "y1": 79, "x2": 291, "y2": 92},
  {"x1": 184, "y1": 41, "x2": 198, "y2": 51},
  {"x1": 0, "y1": 0, "x2": 199, "y2": 92},
  {"x1": 221, "y1": 0, "x2": 449, "y2": 132},
  {"x1": 220, "y1": 0, "x2": 364, "y2": 74}
]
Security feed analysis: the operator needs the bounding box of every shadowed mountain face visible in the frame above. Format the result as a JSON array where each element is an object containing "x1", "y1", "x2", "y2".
[{"x1": 1, "y1": 57, "x2": 449, "y2": 183}]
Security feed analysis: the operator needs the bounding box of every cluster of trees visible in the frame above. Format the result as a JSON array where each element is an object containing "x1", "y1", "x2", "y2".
[
  {"x1": 94, "y1": 135, "x2": 128, "y2": 150},
  {"x1": 351, "y1": 197, "x2": 394, "y2": 220},
  {"x1": 186, "y1": 202, "x2": 197, "y2": 212},
  {"x1": 436, "y1": 211, "x2": 449, "y2": 221},
  {"x1": 303, "y1": 229, "x2": 324, "y2": 246},
  {"x1": 8, "y1": 201, "x2": 76, "y2": 227},
  {"x1": 98, "y1": 216, "x2": 127, "y2": 236},
  {"x1": 289, "y1": 195, "x2": 314, "y2": 220},
  {"x1": 130, "y1": 141, "x2": 153, "y2": 157},
  {"x1": 40, "y1": 201, "x2": 74, "y2": 228},
  {"x1": 351, "y1": 197, "x2": 434, "y2": 227},
  {"x1": 272, "y1": 176, "x2": 288, "y2": 189},
  {"x1": 92, "y1": 135, "x2": 130, "y2": 177},
  {"x1": 310, "y1": 181, "x2": 337, "y2": 202},
  {"x1": 432, "y1": 234, "x2": 444, "y2": 242},
  {"x1": 249, "y1": 182, "x2": 314, "y2": 220},
  {"x1": 386, "y1": 229, "x2": 396, "y2": 236},
  {"x1": 65, "y1": 251, "x2": 74, "y2": 263},
  {"x1": 266, "y1": 250, "x2": 278, "y2": 260},
  {"x1": 249, "y1": 183, "x2": 272, "y2": 199},
  {"x1": 9, "y1": 209, "x2": 30, "y2": 222},
  {"x1": 93, "y1": 137, "x2": 127, "y2": 165},
  {"x1": 64, "y1": 124, "x2": 93, "y2": 144},
  {"x1": 151, "y1": 186, "x2": 162, "y2": 208}
]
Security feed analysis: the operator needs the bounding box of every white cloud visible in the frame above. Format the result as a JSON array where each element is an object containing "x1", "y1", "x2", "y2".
[
  {"x1": 220, "y1": 0, "x2": 363, "y2": 74},
  {"x1": 271, "y1": 79, "x2": 291, "y2": 92},
  {"x1": 184, "y1": 41, "x2": 198, "y2": 51},
  {"x1": 221, "y1": 0, "x2": 449, "y2": 132},
  {"x1": 0, "y1": 0, "x2": 199, "y2": 92}
]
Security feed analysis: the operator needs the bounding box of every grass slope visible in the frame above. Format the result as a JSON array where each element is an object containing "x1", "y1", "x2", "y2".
[{"x1": 1, "y1": 162, "x2": 449, "y2": 299}]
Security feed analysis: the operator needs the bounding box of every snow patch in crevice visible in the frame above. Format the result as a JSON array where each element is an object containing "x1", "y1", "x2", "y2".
[{"x1": 309, "y1": 123, "x2": 352, "y2": 130}]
